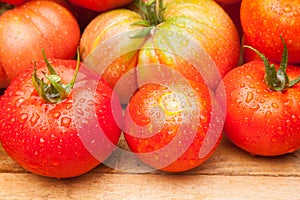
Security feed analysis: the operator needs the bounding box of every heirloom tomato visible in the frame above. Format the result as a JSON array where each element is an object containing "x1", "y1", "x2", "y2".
[
  {"x1": 0, "y1": 51, "x2": 122, "y2": 178},
  {"x1": 241, "y1": 0, "x2": 300, "y2": 64},
  {"x1": 80, "y1": 0, "x2": 240, "y2": 104},
  {"x1": 217, "y1": 38, "x2": 300, "y2": 156},
  {"x1": 0, "y1": 0, "x2": 80, "y2": 86}
]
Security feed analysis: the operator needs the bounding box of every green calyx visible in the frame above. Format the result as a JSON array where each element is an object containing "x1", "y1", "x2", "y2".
[
  {"x1": 244, "y1": 35, "x2": 300, "y2": 92},
  {"x1": 0, "y1": 2, "x2": 14, "y2": 15},
  {"x1": 132, "y1": 0, "x2": 165, "y2": 38},
  {"x1": 32, "y1": 49, "x2": 80, "y2": 103}
]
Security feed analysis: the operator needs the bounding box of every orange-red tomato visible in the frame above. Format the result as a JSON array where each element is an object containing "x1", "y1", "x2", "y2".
[
  {"x1": 241, "y1": 0, "x2": 300, "y2": 64},
  {"x1": 218, "y1": 61, "x2": 300, "y2": 156},
  {"x1": 0, "y1": 0, "x2": 28, "y2": 5},
  {"x1": 124, "y1": 81, "x2": 223, "y2": 172},
  {"x1": 0, "y1": 0, "x2": 80, "y2": 86},
  {"x1": 67, "y1": 0, "x2": 133, "y2": 12},
  {"x1": 214, "y1": 0, "x2": 241, "y2": 4},
  {"x1": 80, "y1": 0, "x2": 240, "y2": 104}
]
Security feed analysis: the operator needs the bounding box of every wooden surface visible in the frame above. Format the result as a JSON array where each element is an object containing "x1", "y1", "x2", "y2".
[{"x1": 0, "y1": 134, "x2": 299, "y2": 200}]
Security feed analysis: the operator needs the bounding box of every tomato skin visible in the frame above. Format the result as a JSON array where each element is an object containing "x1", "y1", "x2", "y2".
[
  {"x1": 124, "y1": 81, "x2": 223, "y2": 172},
  {"x1": 214, "y1": 0, "x2": 241, "y2": 4},
  {"x1": 217, "y1": 61, "x2": 300, "y2": 156},
  {"x1": 0, "y1": 59, "x2": 122, "y2": 178},
  {"x1": 68, "y1": 0, "x2": 133, "y2": 12},
  {"x1": 0, "y1": 0, "x2": 28, "y2": 5},
  {"x1": 80, "y1": 0, "x2": 240, "y2": 105},
  {"x1": 0, "y1": 0, "x2": 80, "y2": 85},
  {"x1": 241, "y1": 0, "x2": 300, "y2": 64}
]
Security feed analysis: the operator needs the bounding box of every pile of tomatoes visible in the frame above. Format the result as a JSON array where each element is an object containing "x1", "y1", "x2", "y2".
[{"x1": 0, "y1": 0, "x2": 299, "y2": 178}]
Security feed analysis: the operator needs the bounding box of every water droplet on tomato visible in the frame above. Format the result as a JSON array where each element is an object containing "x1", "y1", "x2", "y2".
[
  {"x1": 16, "y1": 97, "x2": 25, "y2": 106},
  {"x1": 249, "y1": 105, "x2": 259, "y2": 112},
  {"x1": 271, "y1": 136, "x2": 278, "y2": 143},
  {"x1": 40, "y1": 126, "x2": 48, "y2": 133},
  {"x1": 30, "y1": 112, "x2": 40, "y2": 126},
  {"x1": 189, "y1": 159, "x2": 196, "y2": 166},
  {"x1": 19, "y1": 113, "x2": 28, "y2": 123},
  {"x1": 283, "y1": 4, "x2": 292, "y2": 13},
  {"x1": 53, "y1": 112, "x2": 61, "y2": 119},
  {"x1": 271, "y1": 102, "x2": 279, "y2": 109},
  {"x1": 245, "y1": 91, "x2": 254, "y2": 103},
  {"x1": 39, "y1": 138, "x2": 45, "y2": 146},
  {"x1": 180, "y1": 37, "x2": 189, "y2": 47},
  {"x1": 277, "y1": 127, "x2": 285, "y2": 135},
  {"x1": 28, "y1": 163, "x2": 39, "y2": 170},
  {"x1": 61, "y1": 117, "x2": 71, "y2": 128},
  {"x1": 177, "y1": 21, "x2": 186, "y2": 28},
  {"x1": 51, "y1": 159, "x2": 60, "y2": 167}
]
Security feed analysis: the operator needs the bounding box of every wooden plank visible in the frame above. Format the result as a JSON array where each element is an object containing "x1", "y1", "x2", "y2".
[
  {"x1": 1, "y1": 135, "x2": 299, "y2": 176},
  {"x1": 0, "y1": 173, "x2": 299, "y2": 200}
]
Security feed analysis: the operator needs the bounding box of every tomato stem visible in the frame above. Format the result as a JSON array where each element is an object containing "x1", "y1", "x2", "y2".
[
  {"x1": 131, "y1": 0, "x2": 165, "y2": 37},
  {"x1": 32, "y1": 48, "x2": 80, "y2": 103},
  {"x1": 244, "y1": 35, "x2": 300, "y2": 92},
  {"x1": 0, "y1": 2, "x2": 14, "y2": 16}
]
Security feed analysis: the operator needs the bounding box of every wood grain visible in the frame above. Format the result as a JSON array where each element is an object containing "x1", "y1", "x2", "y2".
[{"x1": 0, "y1": 135, "x2": 299, "y2": 200}]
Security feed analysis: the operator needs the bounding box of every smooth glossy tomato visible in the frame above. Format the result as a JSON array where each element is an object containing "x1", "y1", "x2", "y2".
[
  {"x1": 217, "y1": 42, "x2": 300, "y2": 156},
  {"x1": 124, "y1": 80, "x2": 223, "y2": 172},
  {"x1": 68, "y1": 0, "x2": 133, "y2": 12},
  {"x1": 241, "y1": 0, "x2": 300, "y2": 64},
  {"x1": 0, "y1": 0, "x2": 80, "y2": 87}
]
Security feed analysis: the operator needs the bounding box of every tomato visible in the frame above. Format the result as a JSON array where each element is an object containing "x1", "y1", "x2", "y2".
[
  {"x1": 0, "y1": 53, "x2": 122, "y2": 178},
  {"x1": 214, "y1": 0, "x2": 241, "y2": 4},
  {"x1": 123, "y1": 80, "x2": 223, "y2": 172},
  {"x1": 80, "y1": 0, "x2": 240, "y2": 104},
  {"x1": 67, "y1": 0, "x2": 133, "y2": 12},
  {"x1": 0, "y1": 0, "x2": 28, "y2": 5},
  {"x1": 217, "y1": 40, "x2": 300, "y2": 156},
  {"x1": 218, "y1": 1, "x2": 243, "y2": 39},
  {"x1": 0, "y1": 0, "x2": 80, "y2": 86},
  {"x1": 241, "y1": 0, "x2": 300, "y2": 64}
]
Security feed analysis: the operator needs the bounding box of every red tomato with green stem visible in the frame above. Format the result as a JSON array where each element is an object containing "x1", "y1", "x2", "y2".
[
  {"x1": 0, "y1": 51, "x2": 122, "y2": 178},
  {"x1": 217, "y1": 37, "x2": 300, "y2": 156},
  {"x1": 241, "y1": 0, "x2": 300, "y2": 64},
  {"x1": 80, "y1": 0, "x2": 240, "y2": 104},
  {"x1": 0, "y1": 0, "x2": 80, "y2": 87}
]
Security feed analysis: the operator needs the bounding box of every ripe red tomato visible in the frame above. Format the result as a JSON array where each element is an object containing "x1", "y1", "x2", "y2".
[
  {"x1": 0, "y1": 55, "x2": 122, "y2": 178},
  {"x1": 214, "y1": 0, "x2": 241, "y2": 4},
  {"x1": 0, "y1": 0, "x2": 80, "y2": 86},
  {"x1": 217, "y1": 43, "x2": 300, "y2": 156},
  {"x1": 80, "y1": 0, "x2": 240, "y2": 104},
  {"x1": 67, "y1": 0, "x2": 133, "y2": 12},
  {"x1": 241, "y1": 0, "x2": 300, "y2": 64},
  {"x1": 0, "y1": 0, "x2": 27, "y2": 5},
  {"x1": 123, "y1": 80, "x2": 224, "y2": 172}
]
